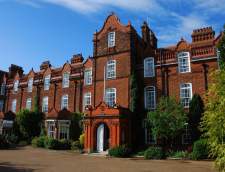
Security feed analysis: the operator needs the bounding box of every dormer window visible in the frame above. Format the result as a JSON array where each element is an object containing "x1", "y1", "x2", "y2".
[
  {"x1": 106, "y1": 60, "x2": 116, "y2": 79},
  {"x1": 178, "y1": 52, "x2": 191, "y2": 73},
  {"x1": 108, "y1": 32, "x2": 115, "y2": 47},
  {"x1": 28, "y1": 78, "x2": 33, "y2": 92},
  {"x1": 44, "y1": 75, "x2": 51, "y2": 90},
  {"x1": 13, "y1": 80, "x2": 19, "y2": 93},
  {"x1": 144, "y1": 57, "x2": 155, "y2": 77},
  {"x1": 62, "y1": 72, "x2": 70, "y2": 88}
]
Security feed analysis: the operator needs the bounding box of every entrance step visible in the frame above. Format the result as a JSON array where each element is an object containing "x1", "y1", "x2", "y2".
[{"x1": 84, "y1": 151, "x2": 108, "y2": 157}]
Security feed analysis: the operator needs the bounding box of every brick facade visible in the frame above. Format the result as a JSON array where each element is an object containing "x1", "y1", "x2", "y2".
[{"x1": 0, "y1": 14, "x2": 221, "y2": 151}]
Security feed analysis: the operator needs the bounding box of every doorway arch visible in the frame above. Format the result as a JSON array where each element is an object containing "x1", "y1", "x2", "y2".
[{"x1": 96, "y1": 123, "x2": 109, "y2": 152}]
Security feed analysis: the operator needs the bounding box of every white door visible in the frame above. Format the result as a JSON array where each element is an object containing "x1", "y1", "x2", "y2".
[{"x1": 97, "y1": 124, "x2": 104, "y2": 152}]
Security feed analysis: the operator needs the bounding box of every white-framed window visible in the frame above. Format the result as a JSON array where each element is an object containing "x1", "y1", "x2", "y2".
[
  {"x1": 108, "y1": 31, "x2": 115, "y2": 47},
  {"x1": 62, "y1": 72, "x2": 70, "y2": 88},
  {"x1": 61, "y1": 94, "x2": 68, "y2": 110},
  {"x1": 27, "y1": 78, "x2": 33, "y2": 92},
  {"x1": 83, "y1": 92, "x2": 91, "y2": 109},
  {"x1": 144, "y1": 86, "x2": 156, "y2": 110},
  {"x1": 0, "y1": 100, "x2": 4, "y2": 111},
  {"x1": 44, "y1": 75, "x2": 51, "y2": 90},
  {"x1": 58, "y1": 120, "x2": 70, "y2": 140},
  {"x1": 144, "y1": 57, "x2": 155, "y2": 77},
  {"x1": 42, "y1": 96, "x2": 48, "y2": 113},
  {"x1": 47, "y1": 120, "x2": 55, "y2": 138},
  {"x1": 12, "y1": 99, "x2": 17, "y2": 113},
  {"x1": 182, "y1": 124, "x2": 192, "y2": 144},
  {"x1": 0, "y1": 83, "x2": 6, "y2": 95},
  {"x1": 178, "y1": 52, "x2": 191, "y2": 73},
  {"x1": 84, "y1": 68, "x2": 92, "y2": 85},
  {"x1": 13, "y1": 80, "x2": 19, "y2": 93},
  {"x1": 26, "y1": 98, "x2": 32, "y2": 110},
  {"x1": 105, "y1": 88, "x2": 116, "y2": 107},
  {"x1": 180, "y1": 83, "x2": 192, "y2": 108},
  {"x1": 106, "y1": 60, "x2": 116, "y2": 79}
]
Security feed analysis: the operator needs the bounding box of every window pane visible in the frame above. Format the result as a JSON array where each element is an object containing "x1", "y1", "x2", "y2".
[
  {"x1": 26, "y1": 98, "x2": 32, "y2": 110},
  {"x1": 108, "y1": 32, "x2": 115, "y2": 47},
  {"x1": 44, "y1": 75, "x2": 50, "y2": 90},
  {"x1": 84, "y1": 69, "x2": 92, "y2": 85},
  {"x1": 106, "y1": 60, "x2": 116, "y2": 79},
  {"x1": 14, "y1": 80, "x2": 19, "y2": 92},
  {"x1": 42, "y1": 97, "x2": 48, "y2": 112},
  {"x1": 12, "y1": 99, "x2": 17, "y2": 112},
  {"x1": 144, "y1": 58, "x2": 155, "y2": 77},
  {"x1": 83, "y1": 92, "x2": 91, "y2": 109},
  {"x1": 145, "y1": 86, "x2": 156, "y2": 109},
  {"x1": 178, "y1": 52, "x2": 190, "y2": 73},
  {"x1": 180, "y1": 83, "x2": 192, "y2": 107},
  {"x1": 105, "y1": 88, "x2": 116, "y2": 107},
  {"x1": 61, "y1": 95, "x2": 68, "y2": 109},
  {"x1": 0, "y1": 100, "x2": 3, "y2": 111},
  {"x1": 63, "y1": 73, "x2": 70, "y2": 88},
  {"x1": 28, "y1": 78, "x2": 33, "y2": 92}
]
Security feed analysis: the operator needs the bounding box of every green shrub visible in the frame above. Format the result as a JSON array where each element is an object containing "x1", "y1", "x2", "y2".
[
  {"x1": 18, "y1": 140, "x2": 29, "y2": 146},
  {"x1": 191, "y1": 139, "x2": 209, "y2": 160},
  {"x1": 71, "y1": 140, "x2": 81, "y2": 150},
  {"x1": 169, "y1": 151, "x2": 189, "y2": 159},
  {"x1": 32, "y1": 136, "x2": 46, "y2": 148},
  {"x1": 59, "y1": 139, "x2": 71, "y2": 150},
  {"x1": 144, "y1": 147, "x2": 164, "y2": 159},
  {"x1": 108, "y1": 145, "x2": 131, "y2": 158},
  {"x1": 0, "y1": 135, "x2": 10, "y2": 149},
  {"x1": 44, "y1": 138, "x2": 60, "y2": 149}
]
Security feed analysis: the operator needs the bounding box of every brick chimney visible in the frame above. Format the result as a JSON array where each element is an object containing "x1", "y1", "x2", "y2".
[
  {"x1": 40, "y1": 61, "x2": 51, "y2": 70},
  {"x1": 8, "y1": 64, "x2": 24, "y2": 79},
  {"x1": 191, "y1": 27, "x2": 215, "y2": 42},
  {"x1": 141, "y1": 21, "x2": 157, "y2": 48},
  {"x1": 71, "y1": 54, "x2": 84, "y2": 64}
]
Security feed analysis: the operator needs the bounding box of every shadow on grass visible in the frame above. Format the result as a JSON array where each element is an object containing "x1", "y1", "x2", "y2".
[{"x1": 0, "y1": 162, "x2": 35, "y2": 172}]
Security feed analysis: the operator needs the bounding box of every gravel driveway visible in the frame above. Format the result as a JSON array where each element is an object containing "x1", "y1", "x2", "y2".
[{"x1": 0, "y1": 146, "x2": 216, "y2": 172}]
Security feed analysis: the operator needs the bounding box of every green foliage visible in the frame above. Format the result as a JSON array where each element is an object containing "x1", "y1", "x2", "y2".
[
  {"x1": 70, "y1": 112, "x2": 83, "y2": 141},
  {"x1": 71, "y1": 140, "x2": 82, "y2": 150},
  {"x1": 79, "y1": 133, "x2": 84, "y2": 149},
  {"x1": 16, "y1": 109, "x2": 44, "y2": 142},
  {"x1": 144, "y1": 147, "x2": 164, "y2": 159},
  {"x1": 217, "y1": 25, "x2": 225, "y2": 69},
  {"x1": 201, "y1": 69, "x2": 225, "y2": 171},
  {"x1": 44, "y1": 138, "x2": 60, "y2": 149},
  {"x1": 191, "y1": 139, "x2": 209, "y2": 160},
  {"x1": 189, "y1": 94, "x2": 204, "y2": 141},
  {"x1": 130, "y1": 70, "x2": 138, "y2": 113},
  {"x1": 147, "y1": 97, "x2": 187, "y2": 141},
  {"x1": 169, "y1": 151, "x2": 190, "y2": 159},
  {"x1": 108, "y1": 145, "x2": 131, "y2": 158},
  {"x1": 31, "y1": 136, "x2": 46, "y2": 148}
]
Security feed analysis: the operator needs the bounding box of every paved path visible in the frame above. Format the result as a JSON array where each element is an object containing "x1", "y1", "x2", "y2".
[{"x1": 0, "y1": 146, "x2": 217, "y2": 172}]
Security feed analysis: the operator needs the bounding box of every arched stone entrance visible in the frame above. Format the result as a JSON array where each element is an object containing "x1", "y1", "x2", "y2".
[{"x1": 96, "y1": 123, "x2": 109, "y2": 152}]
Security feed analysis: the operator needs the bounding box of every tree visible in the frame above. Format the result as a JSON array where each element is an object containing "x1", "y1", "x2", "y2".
[
  {"x1": 189, "y1": 94, "x2": 204, "y2": 142},
  {"x1": 70, "y1": 112, "x2": 83, "y2": 141},
  {"x1": 16, "y1": 109, "x2": 44, "y2": 142},
  {"x1": 147, "y1": 96, "x2": 187, "y2": 146},
  {"x1": 201, "y1": 24, "x2": 225, "y2": 172},
  {"x1": 217, "y1": 24, "x2": 225, "y2": 69},
  {"x1": 201, "y1": 69, "x2": 225, "y2": 171}
]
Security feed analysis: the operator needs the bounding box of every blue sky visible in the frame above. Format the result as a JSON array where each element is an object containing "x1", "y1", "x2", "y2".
[{"x1": 0, "y1": 0, "x2": 224, "y2": 73}]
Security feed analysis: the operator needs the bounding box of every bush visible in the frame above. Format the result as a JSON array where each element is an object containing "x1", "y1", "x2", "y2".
[
  {"x1": 169, "y1": 151, "x2": 189, "y2": 159},
  {"x1": 108, "y1": 145, "x2": 131, "y2": 158},
  {"x1": 59, "y1": 139, "x2": 71, "y2": 150},
  {"x1": 32, "y1": 136, "x2": 46, "y2": 148},
  {"x1": 144, "y1": 147, "x2": 164, "y2": 159},
  {"x1": 71, "y1": 140, "x2": 81, "y2": 150},
  {"x1": 191, "y1": 139, "x2": 209, "y2": 160},
  {"x1": 44, "y1": 138, "x2": 60, "y2": 149},
  {"x1": 0, "y1": 135, "x2": 10, "y2": 149}
]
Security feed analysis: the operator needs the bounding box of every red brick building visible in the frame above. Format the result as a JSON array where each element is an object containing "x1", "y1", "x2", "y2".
[{"x1": 0, "y1": 14, "x2": 221, "y2": 152}]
